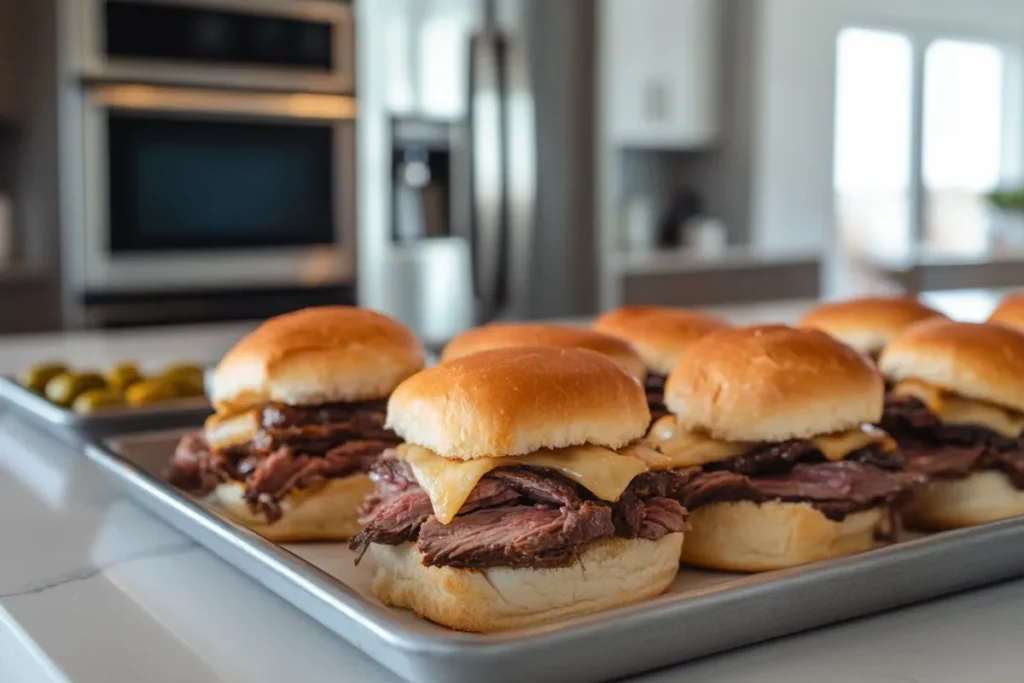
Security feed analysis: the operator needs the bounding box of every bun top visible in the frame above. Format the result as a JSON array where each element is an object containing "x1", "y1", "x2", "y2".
[
  {"x1": 987, "y1": 292, "x2": 1024, "y2": 333},
  {"x1": 440, "y1": 322, "x2": 646, "y2": 381},
  {"x1": 387, "y1": 346, "x2": 649, "y2": 460},
  {"x1": 665, "y1": 325, "x2": 884, "y2": 441},
  {"x1": 880, "y1": 318, "x2": 1024, "y2": 413},
  {"x1": 799, "y1": 297, "x2": 945, "y2": 355},
  {"x1": 592, "y1": 305, "x2": 731, "y2": 375},
  {"x1": 211, "y1": 306, "x2": 426, "y2": 412}
]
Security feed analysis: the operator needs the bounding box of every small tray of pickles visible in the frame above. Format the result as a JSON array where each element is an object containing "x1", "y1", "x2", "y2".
[{"x1": 0, "y1": 361, "x2": 213, "y2": 440}]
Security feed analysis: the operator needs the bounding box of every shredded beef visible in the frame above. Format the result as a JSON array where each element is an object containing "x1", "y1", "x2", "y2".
[
  {"x1": 167, "y1": 399, "x2": 401, "y2": 523},
  {"x1": 846, "y1": 445, "x2": 906, "y2": 471},
  {"x1": 678, "y1": 462, "x2": 923, "y2": 522},
  {"x1": 165, "y1": 431, "x2": 241, "y2": 495},
  {"x1": 487, "y1": 467, "x2": 581, "y2": 508},
  {"x1": 985, "y1": 448, "x2": 1024, "y2": 488},
  {"x1": 708, "y1": 440, "x2": 818, "y2": 476},
  {"x1": 611, "y1": 468, "x2": 698, "y2": 538},
  {"x1": 639, "y1": 497, "x2": 689, "y2": 540},
  {"x1": 353, "y1": 463, "x2": 690, "y2": 569},
  {"x1": 417, "y1": 502, "x2": 616, "y2": 569},
  {"x1": 882, "y1": 395, "x2": 1024, "y2": 489},
  {"x1": 646, "y1": 373, "x2": 670, "y2": 422},
  {"x1": 244, "y1": 440, "x2": 388, "y2": 522}
]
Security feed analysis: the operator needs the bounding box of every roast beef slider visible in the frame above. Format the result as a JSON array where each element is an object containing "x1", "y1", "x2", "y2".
[{"x1": 166, "y1": 306, "x2": 425, "y2": 541}]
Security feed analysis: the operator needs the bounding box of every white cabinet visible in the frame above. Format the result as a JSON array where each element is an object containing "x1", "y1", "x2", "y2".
[{"x1": 600, "y1": 0, "x2": 720, "y2": 148}]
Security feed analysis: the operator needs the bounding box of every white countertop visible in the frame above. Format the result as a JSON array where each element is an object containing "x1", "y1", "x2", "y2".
[{"x1": 1, "y1": 292, "x2": 1022, "y2": 683}]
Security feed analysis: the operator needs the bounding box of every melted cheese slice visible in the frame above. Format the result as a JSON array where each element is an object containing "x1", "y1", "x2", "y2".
[
  {"x1": 645, "y1": 416, "x2": 895, "y2": 470},
  {"x1": 204, "y1": 409, "x2": 261, "y2": 450},
  {"x1": 398, "y1": 443, "x2": 648, "y2": 524},
  {"x1": 892, "y1": 380, "x2": 1024, "y2": 439}
]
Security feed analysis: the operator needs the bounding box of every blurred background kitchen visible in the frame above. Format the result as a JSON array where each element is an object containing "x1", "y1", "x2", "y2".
[{"x1": 1, "y1": 0, "x2": 1023, "y2": 345}]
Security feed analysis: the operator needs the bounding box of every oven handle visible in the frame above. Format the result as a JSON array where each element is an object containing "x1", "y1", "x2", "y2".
[{"x1": 86, "y1": 85, "x2": 358, "y2": 121}]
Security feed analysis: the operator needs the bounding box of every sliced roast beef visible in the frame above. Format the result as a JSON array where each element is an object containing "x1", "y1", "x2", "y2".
[
  {"x1": 639, "y1": 497, "x2": 689, "y2": 540},
  {"x1": 678, "y1": 462, "x2": 923, "y2": 522},
  {"x1": 881, "y1": 395, "x2": 941, "y2": 441},
  {"x1": 354, "y1": 460, "x2": 691, "y2": 568},
  {"x1": 165, "y1": 431, "x2": 238, "y2": 495},
  {"x1": 243, "y1": 440, "x2": 389, "y2": 521},
  {"x1": 883, "y1": 395, "x2": 1024, "y2": 489},
  {"x1": 262, "y1": 400, "x2": 389, "y2": 431},
  {"x1": 708, "y1": 440, "x2": 817, "y2": 476},
  {"x1": 417, "y1": 502, "x2": 615, "y2": 569},
  {"x1": 846, "y1": 444, "x2": 906, "y2": 471},
  {"x1": 983, "y1": 447, "x2": 1024, "y2": 488},
  {"x1": 901, "y1": 444, "x2": 985, "y2": 480},
  {"x1": 678, "y1": 470, "x2": 761, "y2": 510},
  {"x1": 487, "y1": 467, "x2": 581, "y2": 507},
  {"x1": 751, "y1": 461, "x2": 924, "y2": 508},
  {"x1": 168, "y1": 396, "x2": 403, "y2": 522},
  {"x1": 645, "y1": 373, "x2": 670, "y2": 422},
  {"x1": 612, "y1": 468, "x2": 699, "y2": 537},
  {"x1": 704, "y1": 439, "x2": 903, "y2": 477},
  {"x1": 351, "y1": 489, "x2": 434, "y2": 561}
]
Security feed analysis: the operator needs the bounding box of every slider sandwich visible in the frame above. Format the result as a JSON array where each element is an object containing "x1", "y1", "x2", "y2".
[
  {"x1": 799, "y1": 296, "x2": 945, "y2": 362},
  {"x1": 167, "y1": 306, "x2": 426, "y2": 541},
  {"x1": 987, "y1": 292, "x2": 1024, "y2": 333},
  {"x1": 649, "y1": 325, "x2": 922, "y2": 572},
  {"x1": 440, "y1": 321, "x2": 646, "y2": 381},
  {"x1": 880, "y1": 319, "x2": 1024, "y2": 529},
  {"x1": 593, "y1": 305, "x2": 730, "y2": 422},
  {"x1": 351, "y1": 347, "x2": 693, "y2": 632}
]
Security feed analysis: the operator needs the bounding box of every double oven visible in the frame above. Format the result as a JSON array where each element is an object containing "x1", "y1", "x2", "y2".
[{"x1": 63, "y1": 0, "x2": 357, "y2": 325}]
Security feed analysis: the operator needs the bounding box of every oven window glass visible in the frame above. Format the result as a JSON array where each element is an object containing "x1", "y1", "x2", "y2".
[
  {"x1": 104, "y1": 1, "x2": 334, "y2": 70},
  {"x1": 108, "y1": 115, "x2": 335, "y2": 252}
]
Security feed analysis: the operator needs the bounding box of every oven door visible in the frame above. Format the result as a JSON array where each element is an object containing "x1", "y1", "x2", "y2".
[{"x1": 80, "y1": 85, "x2": 357, "y2": 293}]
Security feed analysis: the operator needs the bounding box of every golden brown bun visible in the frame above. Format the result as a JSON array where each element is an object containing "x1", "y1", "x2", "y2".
[
  {"x1": 909, "y1": 471, "x2": 1024, "y2": 530},
  {"x1": 664, "y1": 325, "x2": 884, "y2": 441},
  {"x1": 987, "y1": 292, "x2": 1024, "y2": 333},
  {"x1": 680, "y1": 501, "x2": 887, "y2": 572},
  {"x1": 799, "y1": 297, "x2": 946, "y2": 355},
  {"x1": 211, "y1": 306, "x2": 426, "y2": 413},
  {"x1": 441, "y1": 322, "x2": 646, "y2": 381},
  {"x1": 880, "y1": 319, "x2": 1024, "y2": 414},
  {"x1": 369, "y1": 535, "x2": 683, "y2": 632},
  {"x1": 592, "y1": 306, "x2": 731, "y2": 375},
  {"x1": 387, "y1": 347, "x2": 649, "y2": 459},
  {"x1": 214, "y1": 474, "x2": 374, "y2": 542}
]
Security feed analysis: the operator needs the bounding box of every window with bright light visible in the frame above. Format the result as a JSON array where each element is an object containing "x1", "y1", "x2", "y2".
[
  {"x1": 833, "y1": 28, "x2": 914, "y2": 260},
  {"x1": 922, "y1": 40, "x2": 1005, "y2": 255}
]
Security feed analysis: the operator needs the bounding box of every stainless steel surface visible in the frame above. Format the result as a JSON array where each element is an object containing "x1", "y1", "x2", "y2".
[
  {"x1": 358, "y1": 0, "x2": 587, "y2": 344},
  {"x1": 70, "y1": 0, "x2": 355, "y2": 94},
  {"x1": 468, "y1": 28, "x2": 505, "y2": 318},
  {"x1": 76, "y1": 85, "x2": 357, "y2": 293},
  {"x1": 88, "y1": 428, "x2": 1024, "y2": 683},
  {"x1": 0, "y1": 378, "x2": 212, "y2": 441}
]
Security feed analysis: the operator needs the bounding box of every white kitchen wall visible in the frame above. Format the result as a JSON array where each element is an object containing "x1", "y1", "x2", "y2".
[{"x1": 748, "y1": 0, "x2": 1024, "y2": 297}]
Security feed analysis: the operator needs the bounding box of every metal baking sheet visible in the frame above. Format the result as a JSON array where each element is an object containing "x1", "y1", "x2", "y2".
[
  {"x1": 0, "y1": 377, "x2": 212, "y2": 442},
  {"x1": 87, "y1": 429, "x2": 1024, "y2": 683}
]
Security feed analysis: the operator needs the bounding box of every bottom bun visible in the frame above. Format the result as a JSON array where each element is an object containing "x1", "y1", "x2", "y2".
[
  {"x1": 215, "y1": 474, "x2": 374, "y2": 542},
  {"x1": 369, "y1": 534, "x2": 683, "y2": 632},
  {"x1": 910, "y1": 470, "x2": 1024, "y2": 530},
  {"x1": 680, "y1": 500, "x2": 887, "y2": 572}
]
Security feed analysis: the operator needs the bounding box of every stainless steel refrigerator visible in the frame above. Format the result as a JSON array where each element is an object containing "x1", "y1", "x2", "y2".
[{"x1": 356, "y1": 0, "x2": 596, "y2": 346}]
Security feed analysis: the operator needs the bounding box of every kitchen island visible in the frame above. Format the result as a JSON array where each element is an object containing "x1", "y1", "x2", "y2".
[{"x1": 1, "y1": 293, "x2": 1022, "y2": 683}]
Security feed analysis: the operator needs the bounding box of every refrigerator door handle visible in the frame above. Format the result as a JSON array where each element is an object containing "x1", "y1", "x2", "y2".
[
  {"x1": 500, "y1": 29, "x2": 537, "y2": 320},
  {"x1": 468, "y1": 29, "x2": 507, "y2": 321}
]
